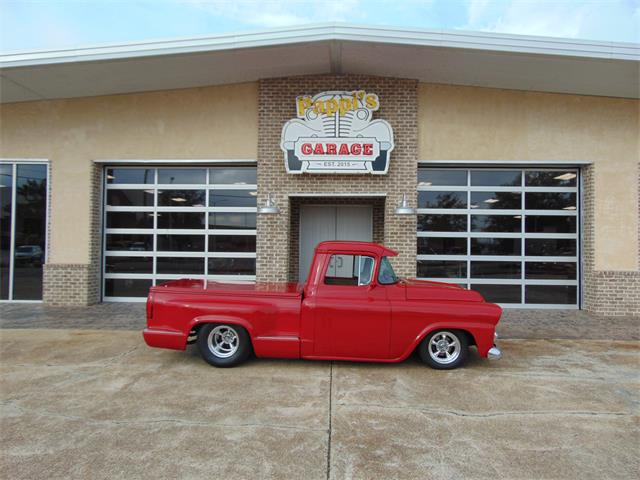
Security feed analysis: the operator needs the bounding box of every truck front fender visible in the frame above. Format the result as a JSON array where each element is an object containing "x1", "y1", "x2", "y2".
[{"x1": 401, "y1": 322, "x2": 495, "y2": 360}]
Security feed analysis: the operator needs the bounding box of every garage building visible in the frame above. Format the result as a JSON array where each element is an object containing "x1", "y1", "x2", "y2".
[{"x1": 0, "y1": 24, "x2": 638, "y2": 314}]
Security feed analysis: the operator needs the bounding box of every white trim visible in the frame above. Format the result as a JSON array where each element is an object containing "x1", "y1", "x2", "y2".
[
  {"x1": 104, "y1": 296, "x2": 147, "y2": 303},
  {"x1": 420, "y1": 278, "x2": 578, "y2": 286},
  {"x1": 417, "y1": 208, "x2": 577, "y2": 216},
  {"x1": 288, "y1": 193, "x2": 387, "y2": 197},
  {"x1": 105, "y1": 184, "x2": 155, "y2": 190},
  {"x1": 206, "y1": 252, "x2": 256, "y2": 258},
  {"x1": 105, "y1": 207, "x2": 154, "y2": 213},
  {"x1": 7, "y1": 164, "x2": 16, "y2": 300},
  {"x1": 154, "y1": 184, "x2": 207, "y2": 190},
  {"x1": 496, "y1": 304, "x2": 579, "y2": 310},
  {"x1": 526, "y1": 279, "x2": 578, "y2": 286},
  {"x1": 418, "y1": 255, "x2": 577, "y2": 262},
  {"x1": 206, "y1": 275, "x2": 256, "y2": 281},
  {"x1": 209, "y1": 229, "x2": 256, "y2": 236},
  {"x1": 208, "y1": 207, "x2": 257, "y2": 213},
  {"x1": 417, "y1": 186, "x2": 577, "y2": 193},
  {"x1": 103, "y1": 251, "x2": 153, "y2": 257},
  {"x1": 96, "y1": 159, "x2": 256, "y2": 164},
  {"x1": 417, "y1": 232, "x2": 577, "y2": 239},
  {"x1": 418, "y1": 160, "x2": 593, "y2": 166},
  {"x1": 209, "y1": 184, "x2": 257, "y2": 190},
  {"x1": 3, "y1": 24, "x2": 636, "y2": 67},
  {"x1": 419, "y1": 231, "x2": 518, "y2": 238},
  {"x1": 578, "y1": 170, "x2": 585, "y2": 309},
  {"x1": 155, "y1": 251, "x2": 207, "y2": 258},
  {"x1": 0, "y1": 299, "x2": 44, "y2": 304},
  {"x1": 0, "y1": 158, "x2": 50, "y2": 164},
  {"x1": 105, "y1": 229, "x2": 154, "y2": 234},
  {"x1": 154, "y1": 229, "x2": 205, "y2": 235},
  {"x1": 104, "y1": 273, "x2": 156, "y2": 280}
]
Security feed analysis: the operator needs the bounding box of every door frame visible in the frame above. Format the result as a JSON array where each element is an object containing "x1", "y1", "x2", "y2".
[{"x1": 298, "y1": 203, "x2": 373, "y2": 282}]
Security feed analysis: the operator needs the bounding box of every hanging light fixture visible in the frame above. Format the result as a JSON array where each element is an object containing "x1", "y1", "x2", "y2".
[
  {"x1": 258, "y1": 193, "x2": 280, "y2": 214},
  {"x1": 394, "y1": 193, "x2": 416, "y2": 215}
]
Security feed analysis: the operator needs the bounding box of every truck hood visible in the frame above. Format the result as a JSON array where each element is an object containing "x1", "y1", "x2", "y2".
[{"x1": 402, "y1": 278, "x2": 485, "y2": 302}]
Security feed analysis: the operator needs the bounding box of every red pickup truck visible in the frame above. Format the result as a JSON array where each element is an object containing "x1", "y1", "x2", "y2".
[{"x1": 143, "y1": 241, "x2": 502, "y2": 369}]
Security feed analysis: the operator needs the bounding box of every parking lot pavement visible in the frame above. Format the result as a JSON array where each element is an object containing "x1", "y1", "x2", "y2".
[{"x1": 1, "y1": 329, "x2": 638, "y2": 479}]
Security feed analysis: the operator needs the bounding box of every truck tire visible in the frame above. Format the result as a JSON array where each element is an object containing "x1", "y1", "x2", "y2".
[
  {"x1": 197, "y1": 323, "x2": 252, "y2": 368},
  {"x1": 418, "y1": 330, "x2": 468, "y2": 370}
]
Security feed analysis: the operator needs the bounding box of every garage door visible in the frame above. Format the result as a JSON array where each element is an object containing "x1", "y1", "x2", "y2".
[
  {"x1": 417, "y1": 168, "x2": 579, "y2": 308},
  {"x1": 102, "y1": 165, "x2": 257, "y2": 301}
]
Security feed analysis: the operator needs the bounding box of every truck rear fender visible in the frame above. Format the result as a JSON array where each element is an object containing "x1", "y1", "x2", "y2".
[{"x1": 190, "y1": 315, "x2": 255, "y2": 339}]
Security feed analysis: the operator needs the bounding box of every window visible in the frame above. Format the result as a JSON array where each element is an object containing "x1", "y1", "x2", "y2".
[
  {"x1": 378, "y1": 256, "x2": 399, "y2": 284},
  {"x1": 0, "y1": 162, "x2": 48, "y2": 301},
  {"x1": 325, "y1": 255, "x2": 375, "y2": 286},
  {"x1": 103, "y1": 165, "x2": 257, "y2": 300},
  {"x1": 417, "y1": 168, "x2": 579, "y2": 307}
]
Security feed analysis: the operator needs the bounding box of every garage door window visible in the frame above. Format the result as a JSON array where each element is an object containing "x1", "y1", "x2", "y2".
[
  {"x1": 417, "y1": 168, "x2": 579, "y2": 308},
  {"x1": 103, "y1": 166, "x2": 257, "y2": 301}
]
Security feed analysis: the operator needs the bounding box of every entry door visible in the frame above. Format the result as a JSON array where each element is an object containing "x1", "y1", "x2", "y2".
[{"x1": 299, "y1": 205, "x2": 373, "y2": 282}]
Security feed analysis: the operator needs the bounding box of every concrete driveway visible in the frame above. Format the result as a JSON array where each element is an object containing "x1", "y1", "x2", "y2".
[{"x1": 1, "y1": 329, "x2": 638, "y2": 479}]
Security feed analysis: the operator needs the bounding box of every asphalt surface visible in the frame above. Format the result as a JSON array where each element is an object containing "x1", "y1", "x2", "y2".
[{"x1": 1, "y1": 329, "x2": 638, "y2": 479}]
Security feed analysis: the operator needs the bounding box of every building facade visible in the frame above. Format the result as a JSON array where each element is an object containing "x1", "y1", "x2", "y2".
[{"x1": 1, "y1": 26, "x2": 638, "y2": 315}]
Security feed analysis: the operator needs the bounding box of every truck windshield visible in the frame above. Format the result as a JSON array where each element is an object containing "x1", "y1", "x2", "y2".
[{"x1": 378, "y1": 256, "x2": 398, "y2": 284}]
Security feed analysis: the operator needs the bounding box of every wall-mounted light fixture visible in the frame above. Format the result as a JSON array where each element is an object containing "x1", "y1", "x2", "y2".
[
  {"x1": 394, "y1": 193, "x2": 416, "y2": 215},
  {"x1": 258, "y1": 193, "x2": 280, "y2": 215}
]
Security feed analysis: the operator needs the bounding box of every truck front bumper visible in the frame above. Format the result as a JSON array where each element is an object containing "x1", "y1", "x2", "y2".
[
  {"x1": 487, "y1": 331, "x2": 502, "y2": 360},
  {"x1": 487, "y1": 346, "x2": 502, "y2": 360}
]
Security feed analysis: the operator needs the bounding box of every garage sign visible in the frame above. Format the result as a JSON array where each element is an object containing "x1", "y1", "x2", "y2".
[{"x1": 280, "y1": 90, "x2": 394, "y2": 174}]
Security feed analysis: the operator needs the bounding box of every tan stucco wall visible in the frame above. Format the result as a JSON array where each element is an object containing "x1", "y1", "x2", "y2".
[
  {"x1": 1, "y1": 80, "x2": 637, "y2": 272},
  {"x1": 0, "y1": 83, "x2": 258, "y2": 264},
  {"x1": 418, "y1": 83, "x2": 640, "y2": 271}
]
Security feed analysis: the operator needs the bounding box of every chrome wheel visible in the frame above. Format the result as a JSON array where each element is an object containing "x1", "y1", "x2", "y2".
[
  {"x1": 428, "y1": 331, "x2": 461, "y2": 365},
  {"x1": 207, "y1": 325, "x2": 240, "y2": 358}
]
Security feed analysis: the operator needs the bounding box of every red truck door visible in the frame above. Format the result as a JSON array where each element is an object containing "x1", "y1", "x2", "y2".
[{"x1": 308, "y1": 253, "x2": 391, "y2": 359}]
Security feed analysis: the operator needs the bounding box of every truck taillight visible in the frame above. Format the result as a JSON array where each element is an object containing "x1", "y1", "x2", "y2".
[{"x1": 146, "y1": 292, "x2": 154, "y2": 321}]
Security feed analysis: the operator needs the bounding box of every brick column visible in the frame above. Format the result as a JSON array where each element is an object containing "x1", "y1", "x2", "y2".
[
  {"x1": 256, "y1": 75, "x2": 418, "y2": 282},
  {"x1": 582, "y1": 163, "x2": 640, "y2": 315},
  {"x1": 43, "y1": 163, "x2": 101, "y2": 306}
]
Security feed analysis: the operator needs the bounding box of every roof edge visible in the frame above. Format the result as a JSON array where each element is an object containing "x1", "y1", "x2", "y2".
[{"x1": 2, "y1": 23, "x2": 638, "y2": 69}]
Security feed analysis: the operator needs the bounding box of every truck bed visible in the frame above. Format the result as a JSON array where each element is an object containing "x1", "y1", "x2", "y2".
[{"x1": 152, "y1": 279, "x2": 303, "y2": 299}]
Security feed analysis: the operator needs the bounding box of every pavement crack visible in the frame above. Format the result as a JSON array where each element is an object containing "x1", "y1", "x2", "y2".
[
  {"x1": 326, "y1": 361, "x2": 333, "y2": 480},
  {"x1": 100, "y1": 345, "x2": 140, "y2": 367},
  {"x1": 335, "y1": 402, "x2": 633, "y2": 419}
]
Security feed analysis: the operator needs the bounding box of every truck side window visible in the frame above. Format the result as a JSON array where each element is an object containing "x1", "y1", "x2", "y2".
[
  {"x1": 325, "y1": 255, "x2": 375, "y2": 286},
  {"x1": 378, "y1": 256, "x2": 398, "y2": 285}
]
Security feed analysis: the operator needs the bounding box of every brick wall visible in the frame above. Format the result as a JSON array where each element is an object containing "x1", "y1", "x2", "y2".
[
  {"x1": 582, "y1": 163, "x2": 640, "y2": 315},
  {"x1": 257, "y1": 75, "x2": 418, "y2": 282},
  {"x1": 42, "y1": 263, "x2": 98, "y2": 305}
]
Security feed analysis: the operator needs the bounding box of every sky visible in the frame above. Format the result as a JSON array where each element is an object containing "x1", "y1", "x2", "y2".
[{"x1": 1, "y1": 0, "x2": 639, "y2": 54}]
